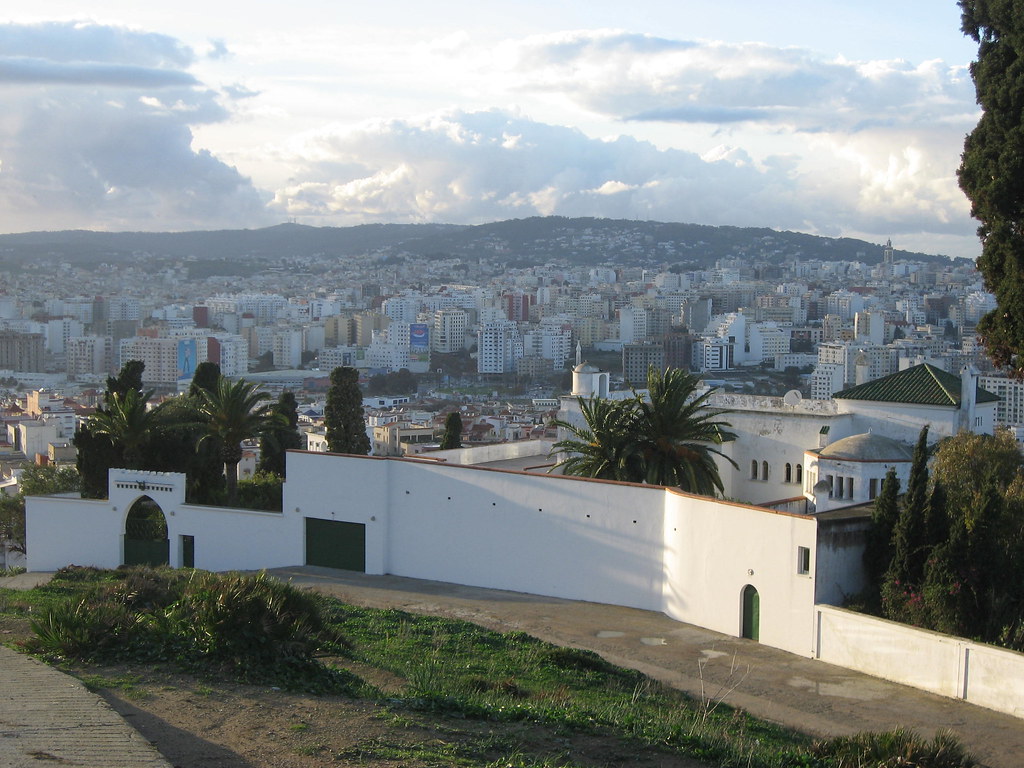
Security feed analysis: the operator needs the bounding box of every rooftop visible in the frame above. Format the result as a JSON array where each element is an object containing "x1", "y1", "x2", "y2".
[{"x1": 833, "y1": 363, "x2": 999, "y2": 407}]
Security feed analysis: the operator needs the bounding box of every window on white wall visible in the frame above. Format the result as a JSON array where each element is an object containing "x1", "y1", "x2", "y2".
[
  {"x1": 797, "y1": 546, "x2": 811, "y2": 575},
  {"x1": 785, "y1": 463, "x2": 792, "y2": 483},
  {"x1": 762, "y1": 461, "x2": 769, "y2": 480},
  {"x1": 750, "y1": 460, "x2": 758, "y2": 480}
]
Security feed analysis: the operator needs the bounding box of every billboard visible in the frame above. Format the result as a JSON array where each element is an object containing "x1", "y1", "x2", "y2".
[
  {"x1": 177, "y1": 338, "x2": 197, "y2": 381},
  {"x1": 410, "y1": 323, "x2": 430, "y2": 363}
]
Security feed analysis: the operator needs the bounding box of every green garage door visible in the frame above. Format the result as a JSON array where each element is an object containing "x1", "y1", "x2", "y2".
[{"x1": 305, "y1": 518, "x2": 366, "y2": 572}]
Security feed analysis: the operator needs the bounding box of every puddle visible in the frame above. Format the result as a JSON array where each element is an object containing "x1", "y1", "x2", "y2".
[
  {"x1": 640, "y1": 637, "x2": 667, "y2": 646},
  {"x1": 596, "y1": 630, "x2": 625, "y2": 638},
  {"x1": 787, "y1": 676, "x2": 888, "y2": 701},
  {"x1": 700, "y1": 649, "x2": 729, "y2": 660}
]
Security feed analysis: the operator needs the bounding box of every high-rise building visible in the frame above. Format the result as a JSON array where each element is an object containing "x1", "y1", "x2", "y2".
[
  {"x1": 477, "y1": 321, "x2": 523, "y2": 374},
  {"x1": 622, "y1": 343, "x2": 664, "y2": 387},
  {"x1": 432, "y1": 308, "x2": 467, "y2": 354}
]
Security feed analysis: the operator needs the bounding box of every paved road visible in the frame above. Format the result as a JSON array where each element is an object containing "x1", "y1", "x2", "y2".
[
  {"x1": 0, "y1": 574, "x2": 171, "y2": 768},
  {"x1": 268, "y1": 566, "x2": 1024, "y2": 768}
]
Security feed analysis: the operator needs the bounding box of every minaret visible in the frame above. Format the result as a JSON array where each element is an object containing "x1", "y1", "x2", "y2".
[
  {"x1": 883, "y1": 239, "x2": 894, "y2": 267},
  {"x1": 575, "y1": 341, "x2": 582, "y2": 368}
]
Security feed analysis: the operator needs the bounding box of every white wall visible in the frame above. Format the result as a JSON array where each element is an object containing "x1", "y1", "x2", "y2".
[
  {"x1": 664, "y1": 493, "x2": 818, "y2": 656},
  {"x1": 815, "y1": 605, "x2": 1024, "y2": 718},
  {"x1": 431, "y1": 440, "x2": 554, "y2": 466}
]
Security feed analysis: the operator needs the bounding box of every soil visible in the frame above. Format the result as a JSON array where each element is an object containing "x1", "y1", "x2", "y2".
[{"x1": 75, "y1": 662, "x2": 705, "y2": 768}]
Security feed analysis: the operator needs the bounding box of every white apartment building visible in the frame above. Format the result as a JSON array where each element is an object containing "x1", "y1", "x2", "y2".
[
  {"x1": 45, "y1": 317, "x2": 84, "y2": 355},
  {"x1": 119, "y1": 336, "x2": 201, "y2": 388},
  {"x1": 432, "y1": 308, "x2": 468, "y2": 354},
  {"x1": 522, "y1": 325, "x2": 573, "y2": 368},
  {"x1": 477, "y1": 320, "x2": 524, "y2": 374},
  {"x1": 207, "y1": 334, "x2": 249, "y2": 378},
  {"x1": 66, "y1": 336, "x2": 109, "y2": 379},
  {"x1": 810, "y1": 363, "x2": 845, "y2": 400},
  {"x1": 749, "y1": 323, "x2": 790, "y2": 363},
  {"x1": 825, "y1": 291, "x2": 864, "y2": 322},
  {"x1": 272, "y1": 329, "x2": 304, "y2": 370},
  {"x1": 979, "y1": 375, "x2": 1024, "y2": 428}
]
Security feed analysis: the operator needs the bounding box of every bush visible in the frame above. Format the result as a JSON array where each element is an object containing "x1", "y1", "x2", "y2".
[
  {"x1": 814, "y1": 728, "x2": 977, "y2": 767},
  {"x1": 27, "y1": 567, "x2": 356, "y2": 693}
]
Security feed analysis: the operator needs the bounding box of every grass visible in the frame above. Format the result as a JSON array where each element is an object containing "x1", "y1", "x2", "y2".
[{"x1": 0, "y1": 566, "x2": 982, "y2": 768}]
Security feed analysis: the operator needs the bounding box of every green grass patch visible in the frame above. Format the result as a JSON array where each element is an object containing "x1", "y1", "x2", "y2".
[
  {"x1": 77, "y1": 672, "x2": 146, "y2": 699},
  {"x1": 0, "y1": 567, "x2": 982, "y2": 768}
]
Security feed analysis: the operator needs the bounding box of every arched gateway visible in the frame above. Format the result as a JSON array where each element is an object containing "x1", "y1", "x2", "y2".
[{"x1": 123, "y1": 495, "x2": 169, "y2": 566}]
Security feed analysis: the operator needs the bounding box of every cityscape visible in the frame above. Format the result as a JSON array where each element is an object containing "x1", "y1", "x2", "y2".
[{"x1": 2, "y1": 2, "x2": 1024, "y2": 767}]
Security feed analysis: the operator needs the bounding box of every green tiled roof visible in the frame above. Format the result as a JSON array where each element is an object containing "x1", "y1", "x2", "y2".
[{"x1": 833, "y1": 363, "x2": 1000, "y2": 406}]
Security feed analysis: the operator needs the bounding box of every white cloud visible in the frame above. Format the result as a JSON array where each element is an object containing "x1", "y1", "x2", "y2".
[
  {"x1": 503, "y1": 31, "x2": 977, "y2": 134},
  {"x1": 0, "y1": 21, "x2": 268, "y2": 232},
  {"x1": 269, "y1": 108, "x2": 974, "y2": 246}
]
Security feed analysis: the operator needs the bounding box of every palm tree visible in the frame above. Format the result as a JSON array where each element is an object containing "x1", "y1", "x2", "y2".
[
  {"x1": 196, "y1": 377, "x2": 276, "y2": 506},
  {"x1": 632, "y1": 367, "x2": 737, "y2": 496},
  {"x1": 85, "y1": 389, "x2": 168, "y2": 470},
  {"x1": 550, "y1": 367, "x2": 736, "y2": 496},
  {"x1": 549, "y1": 396, "x2": 641, "y2": 481}
]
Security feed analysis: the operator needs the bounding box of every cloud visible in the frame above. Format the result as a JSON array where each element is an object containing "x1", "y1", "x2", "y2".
[
  {"x1": 268, "y1": 109, "x2": 974, "y2": 248},
  {"x1": 0, "y1": 21, "x2": 268, "y2": 232},
  {"x1": 504, "y1": 31, "x2": 977, "y2": 134}
]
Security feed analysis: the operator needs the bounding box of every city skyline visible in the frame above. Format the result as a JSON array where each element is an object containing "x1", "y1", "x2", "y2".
[{"x1": 1, "y1": 2, "x2": 983, "y2": 258}]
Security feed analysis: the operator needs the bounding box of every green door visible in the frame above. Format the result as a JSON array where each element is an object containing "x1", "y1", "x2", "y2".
[
  {"x1": 305, "y1": 518, "x2": 366, "y2": 571},
  {"x1": 123, "y1": 497, "x2": 169, "y2": 567},
  {"x1": 741, "y1": 585, "x2": 760, "y2": 641}
]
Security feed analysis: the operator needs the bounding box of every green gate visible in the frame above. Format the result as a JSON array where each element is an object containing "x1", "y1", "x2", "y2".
[
  {"x1": 741, "y1": 585, "x2": 760, "y2": 641},
  {"x1": 305, "y1": 518, "x2": 365, "y2": 571},
  {"x1": 123, "y1": 497, "x2": 169, "y2": 567}
]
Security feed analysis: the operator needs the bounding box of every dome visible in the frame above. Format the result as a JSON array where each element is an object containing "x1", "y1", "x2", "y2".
[
  {"x1": 573, "y1": 362, "x2": 600, "y2": 374},
  {"x1": 818, "y1": 433, "x2": 914, "y2": 462}
]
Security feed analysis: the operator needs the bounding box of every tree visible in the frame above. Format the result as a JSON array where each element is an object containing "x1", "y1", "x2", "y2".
[
  {"x1": 196, "y1": 377, "x2": 276, "y2": 506},
  {"x1": 76, "y1": 360, "x2": 145, "y2": 498},
  {"x1": 863, "y1": 468, "x2": 900, "y2": 604},
  {"x1": 957, "y1": 1, "x2": 1024, "y2": 376},
  {"x1": 439, "y1": 412, "x2": 463, "y2": 450},
  {"x1": 324, "y1": 367, "x2": 369, "y2": 455},
  {"x1": 258, "y1": 391, "x2": 303, "y2": 477},
  {"x1": 889, "y1": 427, "x2": 930, "y2": 588},
  {"x1": 551, "y1": 367, "x2": 735, "y2": 496},
  {"x1": 189, "y1": 361, "x2": 222, "y2": 398},
  {"x1": 632, "y1": 367, "x2": 737, "y2": 495},
  {"x1": 85, "y1": 389, "x2": 170, "y2": 470},
  {"x1": 550, "y1": 397, "x2": 640, "y2": 481}
]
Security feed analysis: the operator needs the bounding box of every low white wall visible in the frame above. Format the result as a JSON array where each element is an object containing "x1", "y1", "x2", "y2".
[
  {"x1": 26, "y1": 496, "x2": 123, "y2": 570},
  {"x1": 815, "y1": 605, "x2": 1024, "y2": 717},
  {"x1": 168, "y1": 504, "x2": 299, "y2": 571},
  {"x1": 431, "y1": 440, "x2": 555, "y2": 466}
]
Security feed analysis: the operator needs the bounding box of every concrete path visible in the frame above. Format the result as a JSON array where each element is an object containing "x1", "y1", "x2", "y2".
[
  {"x1": 0, "y1": 573, "x2": 171, "y2": 768},
  {"x1": 268, "y1": 566, "x2": 1024, "y2": 768}
]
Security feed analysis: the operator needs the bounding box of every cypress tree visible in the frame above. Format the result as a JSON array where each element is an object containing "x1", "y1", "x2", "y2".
[
  {"x1": 440, "y1": 412, "x2": 463, "y2": 450},
  {"x1": 324, "y1": 367, "x2": 369, "y2": 455},
  {"x1": 259, "y1": 391, "x2": 304, "y2": 477},
  {"x1": 864, "y1": 468, "x2": 900, "y2": 589},
  {"x1": 957, "y1": 1, "x2": 1024, "y2": 375},
  {"x1": 896, "y1": 426, "x2": 931, "y2": 585}
]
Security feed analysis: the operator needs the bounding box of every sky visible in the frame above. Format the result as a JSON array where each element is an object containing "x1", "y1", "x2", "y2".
[{"x1": 0, "y1": 2, "x2": 985, "y2": 258}]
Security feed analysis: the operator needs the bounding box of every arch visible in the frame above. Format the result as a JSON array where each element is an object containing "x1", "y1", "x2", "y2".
[
  {"x1": 761, "y1": 461, "x2": 769, "y2": 481},
  {"x1": 784, "y1": 463, "x2": 792, "y2": 483},
  {"x1": 795, "y1": 463, "x2": 803, "y2": 484},
  {"x1": 750, "y1": 460, "x2": 758, "y2": 480},
  {"x1": 123, "y1": 495, "x2": 169, "y2": 567},
  {"x1": 741, "y1": 584, "x2": 760, "y2": 641}
]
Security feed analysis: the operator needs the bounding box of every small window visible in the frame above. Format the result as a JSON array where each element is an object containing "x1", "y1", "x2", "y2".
[
  {"x1": 785, "y1": 463, "x2": 792, "y2": 483},
  {"x1": 762, "y1": 461, "x2": 769, "y2": 481},
  {"x1": 751, "y1": 460, "x2": 759, "y2": 480},
  {"x1": 869, "y1": 477, "x2": 878, "y2": 500},
  {"x1": 797, "y1": 546, "x2": 811, "y2": 575},
  {"x1": 795, "y1": 464, "x2": 803, "y2": 483},
  {"x1": 827, "y1": 474, "x2": 835, "y2": 498},
  {"x1": 846, "y1": 477, "x2": 854, "y2": 499}
]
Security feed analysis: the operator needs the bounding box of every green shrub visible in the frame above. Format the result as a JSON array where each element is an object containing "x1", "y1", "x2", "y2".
[{"x1": 814, "y1": 728, "x2": 978, "y2": 767}]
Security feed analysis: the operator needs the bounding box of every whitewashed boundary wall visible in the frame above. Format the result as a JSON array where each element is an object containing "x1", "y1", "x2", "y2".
[
  {"x1": 26, "y1": 469, "x2": 298, "y2": 572},
  {"x1": 286, "y1": 452, "x2": 818, "y2": 656},
  {"x1": 815, "y1": 605, "x2": 1024, "y2": 718}
]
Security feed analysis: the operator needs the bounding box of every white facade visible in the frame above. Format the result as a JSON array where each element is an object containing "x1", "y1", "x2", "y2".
[
  {"x1": 432, "y1": 308, "x2": 467, "y2": 354},
  {"x1": 477, "y1": 320, "x2": 524, "y2": 374},
  {"x1": 66, "y1": 335, "x2": 109, "y2": 378}
]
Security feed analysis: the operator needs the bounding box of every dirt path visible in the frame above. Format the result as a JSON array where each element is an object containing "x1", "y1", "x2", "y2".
[{"x1": 267, "y1": 566, "x2": 1024, "y2": 768}]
